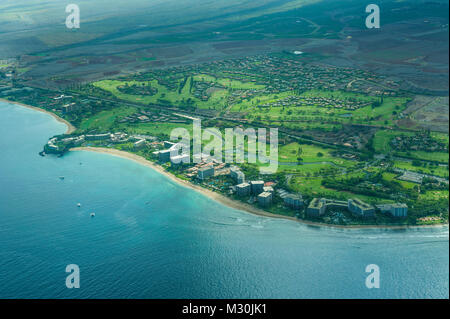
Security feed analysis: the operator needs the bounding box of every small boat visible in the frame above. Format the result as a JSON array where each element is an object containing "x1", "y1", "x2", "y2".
[
  {"x1": 77, "y1": 203, "x2": 81, "y2": 208},
  {"x1": 90, "y1": 213, "x2": 96, "y2": 218},
  {"x1": 59, "y1": 176, "x2": 65, "y2": 180}
]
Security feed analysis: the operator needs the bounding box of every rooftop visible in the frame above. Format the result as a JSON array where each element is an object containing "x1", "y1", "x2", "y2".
[
  {"x1": 350, "y1": 198, "x2": 374, "y2": 210},
  {"x1": 285, "y1": 194, "x2": 302, "y2": 200},
  {"x1": 198, "y1": 165, "x2": 214, "y2": 172},
  {"x1": 309, "y1": 198, "x2": 324, "y2": 208}
]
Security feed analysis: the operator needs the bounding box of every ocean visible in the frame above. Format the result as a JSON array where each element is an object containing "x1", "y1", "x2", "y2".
[{"x1": 0, "y1": 101, "x2": 448, "y2": 299}]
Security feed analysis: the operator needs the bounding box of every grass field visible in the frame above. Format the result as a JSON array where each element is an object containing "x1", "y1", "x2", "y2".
[
  {"x1": 373, "y1": 129, "x2": 449, "y2": 164},
  {"x1": 77, "y1": 105, "x2": 193, "y2": 137},
  {"x1": 278, "y1": 142, "x2": 356, "y2": 167},
  {"x1": 117, "y1": 122, "x2": 193, "y2": 136},
  {"x1": 393, "y1": 160, "x2": 449, "y2": 178},
  {"x1": 419, "y1": 190, "x2": 449, "y2": 201},
  {"x1": 398, "y1": 151, "x2": 449, "y2": 164},
  {"x1": 287, "y1": 172, "x2": 389, "y2": 204},
  {"x1": 276, "y1": 163, "x2": 343, "y2": 174},
  {"x1": 93, "y1": 78, "x2": 230, "y2": 110},
  {"x1": 287, "y1": 167, "x2": 419, "y2": 206},
  {"x1": 93, "y1": 79, "x2": 189, "y2": 105},
  {"x1": 382, "y1": 172, "x2": 416, "y2": 189},
  {"x1": 93, "y1": 72, "x2": 269, "y2": 111},
  {"x1": 194, "y1": 74, "x2": 265, "y2": 90},
  {"x1": 242, "y1": 141, "x2": 360, "y2": 175},
  {"x1": 92, "y1": 75, "x2": 410, "y2": 134},
  {"x1": 230, "y1": 91, "x2": 294, "y2": 112},
  {"x1": 373, "y1": 130, "x2": 411, "y2": 153},
  {"x1": 230, "y1": 90, "x2": 409, "y2": 128},
  {"x1": 79, "y1": 106, "x2": 137, "y2": 131}
]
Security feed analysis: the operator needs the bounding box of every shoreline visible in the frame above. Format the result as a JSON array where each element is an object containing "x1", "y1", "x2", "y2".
[
  {"x1": 2, "y1": 100, "x2": 446, "y2": 230},
  {"x1": 0, "y1": 98, "x2": 76, "y2": 134},
  {"x1": 70, "y1": 147, "x2": 448, "y2": 231}
]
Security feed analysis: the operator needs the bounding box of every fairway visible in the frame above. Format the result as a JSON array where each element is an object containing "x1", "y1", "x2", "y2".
[{"x1": 79, "y1": 106, "x2": 137, "y2": 131}]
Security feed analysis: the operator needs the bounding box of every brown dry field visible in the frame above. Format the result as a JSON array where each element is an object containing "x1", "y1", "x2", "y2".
[{"x1": 401, "y1": 96, "x2": 449, "y2": 133}]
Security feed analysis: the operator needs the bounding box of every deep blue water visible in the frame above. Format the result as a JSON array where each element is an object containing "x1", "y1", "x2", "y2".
[{"x1": 0, "y1": 101, "x2": 448, "y2": 299}]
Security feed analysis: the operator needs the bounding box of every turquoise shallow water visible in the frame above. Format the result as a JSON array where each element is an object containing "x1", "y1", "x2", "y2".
[{"x1": 0, "y1": 101, "x2": 448, "y2": 299}]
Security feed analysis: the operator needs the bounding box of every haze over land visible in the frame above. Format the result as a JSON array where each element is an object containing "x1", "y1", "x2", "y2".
[{"x1": 1, "y1": 0, "x2": 448, "y2": 93}]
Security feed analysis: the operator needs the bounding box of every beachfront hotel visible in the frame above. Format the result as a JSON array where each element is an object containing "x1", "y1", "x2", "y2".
[
  {"x1": 230, "y1": 166, "x2": 246, "y2": 184},
  {"x1": 258, "y1": 192, "x2": 273, "y2": 207},
  {"x1": 250, "y1": 181, "x2": 265, "y2": 195},
  {"x1": 377, "y1": 203, "x2": 408, "y2": 218},
  {"x1": 171, "y1": 154, "x2": 190, "y2": 167},
  {"x1": 236, "y1": 182, "x2": 251, "y2": 197},
  {"x1": 284, "y1": 194, "x2": 304, "y2": 210},
  {"x1": 133, "y1": 139, "x2": 146, "y2": 149},
  {"x1": 307, "y1": 197, "x2": 373, "y2": 218},
  {"x1": 197, "y1": 165, "x2": 215, "y2": 180},
  {"x1": 158, "y1": 149, "x2": 172, "y2": 162},
  {"x1": 307, "y1": 198, "x2": 327, "y2": 218},
  {"x1": 348, "y1": 198, "x2": 375, "y2": 218}
]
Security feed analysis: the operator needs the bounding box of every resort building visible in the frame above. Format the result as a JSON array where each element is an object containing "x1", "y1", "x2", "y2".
[
  {"x1": 46, "y1": 138, "x2": 59, "y2": 152},
  {"x1": 133, "y1": 139, "x2": 146, "y2": 149},
  {"x1": 236, "y1": 182, "x2": 251, "y2": 197},
  {"x1": 263, "y1": 186, "x2": 274, "y2": 194},
  {"x1": 158, "y1": 149, "x2": 172, "y2": 162},
  {"x1": 164, "y1": 141, "x2": 176, "y2": 148},
  {"x1": 377, "y1": 203, "x2": 408, "y2": 218},
  {"x1": 197, "y1": 165, "x2": 215, "y2": 180},
  {"x1": 230, "y1": 166, "x2": 245, "y2": 184},
  {"x1": 85, "y1": 133, "x2": 110, "y2": 141},
  {"x1": 157, "y1": 142, "x2": 190, "y2": 163},
  {"x1": 307, "y1": 198, "x2": 326, "y2": 217},
  {"x1": 348, "y1": 198, "x2": 375, "y2": 218},
  {"x1": 170, "y1": 154, "x2": 190, "y2": 167},
  {"x1": 284, "y1": 194, "x2": 304, "y2": 210},
  {"x1": 258, "y1": 192, "x2": 273, "y2": 207},
  {"x1": 276, "y1": 189, "x2": 290, "y2": 199},
  {"x1": 62, "y1": 103, "x2": 79, "y2": 114},
  {"x1": 250, "y1": 181, "x2": 265, "y2": 195},
  {"x1": 60, "y1": 136, "x2": 85, "y2": 146},
  {"x1": 306, "y1": 197, "x2": 377, "y2": 219},
  {"x1": 110, "y1": 132, "x2": 129, "y2": 143},
  {"x1": 326, "y1": 199, "x2": 348, "y2": 210}
]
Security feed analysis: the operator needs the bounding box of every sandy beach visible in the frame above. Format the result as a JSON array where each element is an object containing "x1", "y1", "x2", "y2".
[
  {"x1": 0, "y1": 98, "x2": 76, "y2": 134},
  {"x1": 70, "y1": 147, "x2": 447, "y2": 230}
]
